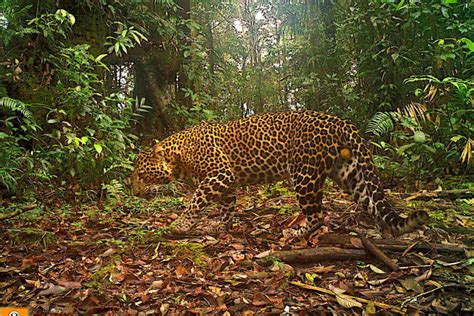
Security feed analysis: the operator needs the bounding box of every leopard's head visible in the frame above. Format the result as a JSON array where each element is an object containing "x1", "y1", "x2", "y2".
[{"x1": 131, "y1": 145, "x2": 174, "y2": 198}]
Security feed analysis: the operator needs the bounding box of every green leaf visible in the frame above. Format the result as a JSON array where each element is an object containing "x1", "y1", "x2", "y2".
[
  {"x1": 450, "y1": 135, "x2": 465, "y2": 142},
  {"x1": 56, "y1": 9, "x2": 68, "y2": 18},
  {"x1": 413, "y1": 131, "x2": 427, "y2": 143},
  {"x1": 368, "y1": 264, "x2": 386, "y2": 274},
  {"x1": 68, "y1": 14, "x2": 76, "y2": 25},
  {"x1": 395, "y1": 0, "x2": 405, "y2": 10},
  {"x1": 94, "y1": 143, "x2": 103, "y2": 154},
  {"x1": 460, "y1": 38, "x2": 474, "y2": 53},
  {"x1": 95, "y1": 54, "x2": 108, "y2": 62},
  {"x1": 80, "y1": 136, "x2": 89, "y2": 144}
]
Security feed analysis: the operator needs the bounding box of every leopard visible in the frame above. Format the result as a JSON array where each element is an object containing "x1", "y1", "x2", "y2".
[{"x1": 131, "y1": 110, "x2": 429, "y2": 237}]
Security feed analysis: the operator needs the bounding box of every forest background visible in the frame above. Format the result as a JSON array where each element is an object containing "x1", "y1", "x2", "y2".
[{"x1": 0, "y1": 0, "x2": 472, "y2": 201}]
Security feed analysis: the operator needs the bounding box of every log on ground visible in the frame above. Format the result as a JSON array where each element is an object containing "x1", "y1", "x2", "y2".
[{"x1": 257, "y1": 247, "x2": 366, "y2": 266}]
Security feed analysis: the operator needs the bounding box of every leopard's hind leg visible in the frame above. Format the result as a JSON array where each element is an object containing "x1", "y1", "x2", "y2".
[{"x1": 283, "y1": 162, "x2": 328, "y2": 238}]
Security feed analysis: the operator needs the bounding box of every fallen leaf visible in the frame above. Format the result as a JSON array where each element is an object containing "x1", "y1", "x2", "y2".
[
  {"x1": 350, "y1": 237, "x2": 363, "y2": 248},
  {"x1": 268, "y1": 296, "x2": 284, "y2": 308},
  {"x1": 255, "y1": 250, "x2": 273, "y2": 258},
  {"x1": 252, "y1": 292, "x2": 269, "y2": 306},
  {"x1": 175, "y1": 265, "x2": 187, "y2": 278},
  {"x1": 57, "y1": 280, "x2": 82, "y2": 289},
  {"x1": 25, "y1": 279, "x2": 41, "y2": 288},
  {"x1": 368, "y1": 264, "x2": 386, "y2": 274},
  {"x1": 39, "y1": 284, "x2": 66, "y2": 296},
  {"x1": 328, "y1": 284, "x2": 346, "y2": 294},
  {"x1": 367, "y1": 277, "x2": 389, "y2": 285},
  {"x1": 415, "y1": 268, "x2": 432, "y2": 282},
  {"x1": 100, "y1": 248, "x2": 116, "y2": 257},
  {"x1": 150, "y1": 280, "x2": 164, "y2": 290},
  {"x1": 209, "y1": 286, "x2": 222, "y2": 296},
  {"x1": 231, "y1": 243, "x2": 245, "y2": 250},
  {"x1": 0, "y1": 267, "x2": 20, "y2": 273},
  {"x1": 335, "y1": 293, "x2": 363, "y2": 309},
  {"x1": 160, "y1": 303, "x2": 170, "y2": 314},
  {"x1": 399, "y1": 278, "x2": 422, "y2": 292},
  {"x1": 335, "y1": 272, "x2": 345, "y2": 278},
  {"x1": 365, "y1": 301, "x2": 376, "y2": 314},
  {"x1": 109, "y1": 270, "x2": 126, "y2": 283}
]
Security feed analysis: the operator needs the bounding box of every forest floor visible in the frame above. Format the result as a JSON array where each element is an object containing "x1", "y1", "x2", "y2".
[{"x1": 1, "y1": 178, "x2": 473, "y2": 315}]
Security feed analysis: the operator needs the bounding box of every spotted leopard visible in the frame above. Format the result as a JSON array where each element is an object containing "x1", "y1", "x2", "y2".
[{"x1": 131, "y1": 111, "x2": 428, "y2": 237}]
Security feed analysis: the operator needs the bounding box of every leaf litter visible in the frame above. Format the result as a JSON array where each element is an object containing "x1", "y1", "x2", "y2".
[{"x1": 0, "y1": 183, "x2": 473, "y2": 314}]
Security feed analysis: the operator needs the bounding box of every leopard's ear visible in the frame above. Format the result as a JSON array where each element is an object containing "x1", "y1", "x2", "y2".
[{"x1": 152, "y1": 144, "x2": 164, "y2": 158}]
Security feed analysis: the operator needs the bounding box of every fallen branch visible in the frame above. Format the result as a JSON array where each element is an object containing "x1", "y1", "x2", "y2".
[
  {"x1": 319, "y1": 234, "x2": 465, "y2": 254},
  {"x1": 359, "y1": 234, "x2": 400, "y2": 271},
  {"x1": 404, "y1": 189, "x2": 474, "y2": 201},
  {"x1": 401, "y1": 283, "x2": 461, "y2": 307},
  {"x1": 291, "y1": 281, "x2": 406, "y2": 314},
  {"x1": 0, "y1": 204, "x2": 38, "y2": 221},
  {"x1": 257, "y1": 247, "x2": 366, "y2": 266}
]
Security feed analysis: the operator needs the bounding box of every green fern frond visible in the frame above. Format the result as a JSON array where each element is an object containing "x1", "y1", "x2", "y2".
[
  {"x1": 0, "y1": 97, "x2": 33, "y2": 119},
  {"x1": 366, "y1": 111, "x2": 401, "y2": 136}
]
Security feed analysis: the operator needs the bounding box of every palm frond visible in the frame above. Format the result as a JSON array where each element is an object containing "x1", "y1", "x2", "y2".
[
  {"x1": 398, "y1": 102, "x2": 430, "y2": 123},
  {"x1": 460, "y1": 138, "x2": 473, "y2": 165},
  {"x1": 0, "y1": 97, "x2": 33, "y2": 119},
  {"x1": 366, "y1": 111, "x2": 401, "y2": 136}
]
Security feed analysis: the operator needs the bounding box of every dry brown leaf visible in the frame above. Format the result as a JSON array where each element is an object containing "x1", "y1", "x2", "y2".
[
  {"x1": 399, "y1": 278, "x2": 422, "y2": 292},
  {"x1": 231, "y1": 243, "x2": 245, "y2": 250},
  {"x1": 335, "y1": 293, "x2": 363, "y2": 309},
  {"x1": 328, "y1": 284, "x2": 346, "y2": 294},
  {"x1": 38, "y1": 284, "x2": 66, "y2": 296},
  {"x1": 150, "y1": 280, "x2": 164, "y2": 290},
  {"x1": 350, "y1": 237, "x2": 363, "y2": 248},
  {"x1": 252, "y1": 292, "x2": 270, "y2": 306},
  {"x1": 109, "y1": 270, "x2": 125, "y2": 283},
  {"x1": 255, "y1": 249, "x2": 273, "y2": 258},
  {"x1": 415, "y1": 269, "x2": 432, "y2": 282},
  {"x1": 175, "y1": 265, "x2": 187, "y2": 278},
  {"x1": 57, "y1": 280, "x2": 82, "y2": 289},
  {"x1": 367, "y1": 277, "x2": 390, "y2": 285},
  {"x1": 100, "y1": 248, "x2": 116, "y2": 257},
  {"x1": 365, "y1": 301, "x2": 377, "y2": 315}
]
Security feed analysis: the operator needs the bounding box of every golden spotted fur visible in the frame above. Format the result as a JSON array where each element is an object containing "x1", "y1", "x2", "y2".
[{"x1": 132, "y1": 111, "x2": 428, "y2": 236}]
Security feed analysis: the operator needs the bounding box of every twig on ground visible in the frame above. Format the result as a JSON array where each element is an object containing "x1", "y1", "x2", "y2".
[
  {"x1": 319, "y1": 234, "x2": 465, "y2": 254},
  {"x1": 401, "y1": 283, "x2": 462, "y2": 307},
  {"x1": 291, "y1": 281, "x2": 406, "y2": 314},
  {"x1": 359, "y1": 233, "x2": 400, "y2": 271}
]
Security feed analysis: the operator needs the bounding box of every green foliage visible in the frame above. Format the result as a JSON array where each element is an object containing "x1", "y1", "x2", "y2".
[
  {"x1": 370, "y1": 73, "x2": 473, "y2": 177},
  {"x1": 27, "y1": 8, "x2": 75, "y2": 40},
  {"x1": 0, "y1": 97, "x2": 46, "y2": 190},
  {"x1": 367, "y1": 112, "x2": 402, "y2": 137},
  {"x1": 105, "y1": 22, "x2": 148, "y2": 57},
  {"x1": 0, "y1": 0, "x2": 472, "y2": 198},
  {"x1": 0, "y1": 3, "x2": 149, "y2": 197}
]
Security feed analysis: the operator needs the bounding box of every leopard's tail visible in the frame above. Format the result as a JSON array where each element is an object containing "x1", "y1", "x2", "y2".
[{"x1": 333, "y1": 122, "x2": 428, "y2": 236}]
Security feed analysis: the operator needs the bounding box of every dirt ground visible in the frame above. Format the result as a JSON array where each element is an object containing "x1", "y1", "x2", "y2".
[{"x1": 1, "y1": 182, "x2": 473, "y2": 314}]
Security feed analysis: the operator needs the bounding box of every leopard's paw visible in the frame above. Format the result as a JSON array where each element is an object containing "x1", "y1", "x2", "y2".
[
  {"x1": 283, "y1": 228, "x2": 302, "y2": 238},
  {"x1": 170, "y1": 220, "x2": 196, "y2": 235}
]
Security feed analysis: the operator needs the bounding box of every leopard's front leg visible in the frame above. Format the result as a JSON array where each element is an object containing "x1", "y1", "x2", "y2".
[{"x1": 173, "y1": 171, "x2": 235, "y2": 234}]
